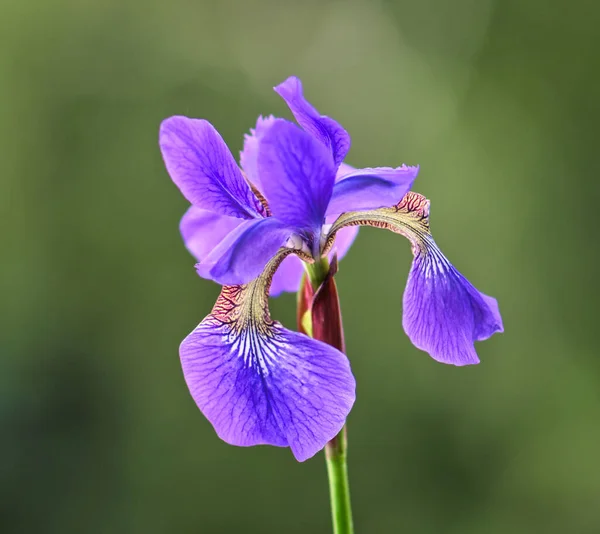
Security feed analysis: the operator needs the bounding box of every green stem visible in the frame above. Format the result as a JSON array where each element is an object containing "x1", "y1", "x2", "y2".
[
  {"x1": 325, "y1": 428, "x2": 354, "y2": 534},
  {"x1": 304, "y1": 256, "x2": 330, "y2": 289},
  {"x1": 303, "y1": 259, "x2": 355, "y2": 534}
]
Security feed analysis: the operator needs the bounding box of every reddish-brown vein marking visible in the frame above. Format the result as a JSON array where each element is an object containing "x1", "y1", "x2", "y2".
[
  {"x1": 323, "y1": 191, "x2": 432, "y2": 257},
  {"x1": 209, "y1": 248, "x2": 313, "y2": 334}
]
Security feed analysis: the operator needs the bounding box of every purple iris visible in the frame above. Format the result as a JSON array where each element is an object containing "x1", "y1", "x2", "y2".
[{"x1": 159, "y1": 76, "x2": 503, "y2": 461}]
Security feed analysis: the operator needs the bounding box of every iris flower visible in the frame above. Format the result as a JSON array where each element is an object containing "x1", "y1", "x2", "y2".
[{"x1": 159, "y1": 77, "x2": 503, "y2": 461}]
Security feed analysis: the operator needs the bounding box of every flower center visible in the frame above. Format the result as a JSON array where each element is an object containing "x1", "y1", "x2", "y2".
[{"x1": 285, "y1": 233, "x2": 311, "y2": 256}]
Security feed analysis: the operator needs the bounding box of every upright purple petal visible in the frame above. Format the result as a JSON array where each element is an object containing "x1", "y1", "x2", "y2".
[
  {"x1": 239, "y1": 116, "x2": 353, "y2": 199},
  {"x1": 269, "y1": 255, "x2": 304, "y2": 297},
  {"x1": 180, "y1": 206, "x2": 243, "y2": 263},
  {"x1": 403, "y1": 245, "x2": 503, "y2": 366},
  {"x1": 328, "y1": 226, "x2": 359, "y2": 260},
  {"x1": 326, "y1": 165, "x2": 419, "y2": 216},
  {"x1": 336, "y1": 162, "x2": 355, "y2": 181},
  {"x1": 181, "y1": 253, "x2": 356, "y2": 462},
  {"x1": 258, "y1": 119, "x2": 336, "y2": 232},
  {"x1": 196, "y1": 217, "x2": 292, "y2": 285},
  {"x1": 239, "y1": 115, "x2": 276, "y2": 191},
  {"x1": 160, "y1": 116, "x2": 263, "y2": 218},
  {"x1": 274, "y1": 76, "x2": 351, "y2": 167}
]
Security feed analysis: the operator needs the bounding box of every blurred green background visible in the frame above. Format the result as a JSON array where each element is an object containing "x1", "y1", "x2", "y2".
[{"x1": 2, "y1": 0, "x2": 599, "y2": 532}]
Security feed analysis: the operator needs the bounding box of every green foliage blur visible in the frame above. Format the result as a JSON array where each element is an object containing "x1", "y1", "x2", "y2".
[{"x1": 2, "y1": 0, "x2": 599, "y2": 532}]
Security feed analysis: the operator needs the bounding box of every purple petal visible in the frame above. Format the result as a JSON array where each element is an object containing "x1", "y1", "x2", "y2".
[
  {"x1": 269, "y1": 255, "x2": 304, "y2": 297},
  {"x1": 324, "y1": 191, "x2": 503, "y2": 365},
  {"x1": 336, "y1": 162, "x2": 355, "y2": 181},
  {"x1": 274, "y1": 76, "x2": 350, "y2": 167},
  {"x1": 181, "y1": 284, "x2": 356, "y2": 461},
  {"x1": 326, "y1": 165, "x2": 420, "y2": 216},
  {"x1": 328, "y1": 226, "x2": 359, "y2": 261},
  {"x1": 180, "y1": 206, "x2": 243, "y2": 263},
  {"x1": 258, "y1": 119, "x2": 336, "y2": 232},
  {"x1": 160, "y1": 116, "x2": 263, "y2": 218},
  {"x1": 196, "y1": 217, "x2": 292, "y2": 285},
  {"x1": 239, "y1": 115, "x2": 276, "y2": 192},
  {"x1": 403, "y1": 246, "x2": 504, "y2": 366}
]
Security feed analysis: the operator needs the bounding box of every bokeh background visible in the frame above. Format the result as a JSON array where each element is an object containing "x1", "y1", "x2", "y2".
[{"x1": 2, "y1": 0, "x2": 599, "y2": 532}]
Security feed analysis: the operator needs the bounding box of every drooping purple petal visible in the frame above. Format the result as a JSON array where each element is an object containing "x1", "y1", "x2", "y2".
[
  {"x1": 403, "y1": 245, "x2": 504, "y2": 366},
  {"x1": 239, "y1": 115, "x2": 276, "y2": 191},
  {"x1": 258, "y1": 119, "x2": 336, "y2": 232},
  {"x1": 181, "y1": 320, "x2": 355, "y2": 461},
  {"x1": 326, "y1": 165, "x2": 420, "y2": 216},
  {"x1": 180, "y1": 206, "x2": 243, "y2": 263},
  {"x1": 196, "y1": 217, "x2": 292, "y2": 285},
  {"x1": 160, "y1": 116, "x2": 263, "y2": 218},
  {"x1": 274, "y1": 76, "x2": 350, "y2": 167},
  {"x1": 325, "y1": 191, "x2": 503, "y2": 365},
  {"x1": 180, "y1": 256, "x2": 356, "y2": 462}
]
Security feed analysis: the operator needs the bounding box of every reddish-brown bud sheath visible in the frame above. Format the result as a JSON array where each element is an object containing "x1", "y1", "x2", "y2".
[{"x1": 311, "y1": 257, "x2": 345, "y2": 354}]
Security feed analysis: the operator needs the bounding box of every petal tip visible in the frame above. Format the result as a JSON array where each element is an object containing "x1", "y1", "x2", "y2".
[
  {"x1": 274, "y1": 75, "x2": 301, "y2": 95},
  {"x1": 159, "y1": 115, "x2": 206, "y2": 140}
]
